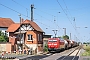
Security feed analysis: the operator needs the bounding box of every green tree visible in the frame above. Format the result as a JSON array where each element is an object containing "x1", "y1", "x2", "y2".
[
  {"x1": 0, "y1": 31, "x2": 8, "y2": 42},
  {"x1": 63, "y1": 35, "x2": 69, "y2": 39},
  {"x1": 83, "y1": 42, "x2": 86, "y2": 44},
  {"x1": 0, "y1": 36, "x2": 6, "y2": 42},
  {"x1": 57, "y1": 36, "x2": 62, "y2": 38}
]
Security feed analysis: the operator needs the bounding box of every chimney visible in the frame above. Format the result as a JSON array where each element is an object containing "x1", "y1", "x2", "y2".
[{"x1": 31, "y1": 4, "x2": 34, "y2": 21}]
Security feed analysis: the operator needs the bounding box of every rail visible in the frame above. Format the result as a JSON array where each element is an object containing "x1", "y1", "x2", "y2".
[{"x1": 57, "y1": 46, "x2": 81, "y2": 60}]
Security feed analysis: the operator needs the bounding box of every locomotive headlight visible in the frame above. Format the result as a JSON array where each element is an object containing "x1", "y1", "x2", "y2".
[
  {"x1": 48, "y1": 44, "x2": 51, "y2": 45},
  {"x1": 54, "y1": 44, "x2": 57, "y2": 45}
]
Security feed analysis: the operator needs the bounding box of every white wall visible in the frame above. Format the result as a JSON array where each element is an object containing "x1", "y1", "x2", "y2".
[
  {"x1": 0, "y1": 27, "x2": 9, "y2": 37},
  {"x1": 26, "y1": 44, "x2": 37, "y2": 51}
]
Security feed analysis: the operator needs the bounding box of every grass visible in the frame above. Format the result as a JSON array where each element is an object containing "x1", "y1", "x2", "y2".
[{"x1": 82, "y1": 44, "x2": 90, "y2": 56}]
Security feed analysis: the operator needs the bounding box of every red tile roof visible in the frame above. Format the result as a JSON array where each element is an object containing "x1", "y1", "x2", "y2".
[
  {"x1": 7, "y1": 19, "x2": 44, "y2": 32},
  {"x1": 0, "y1": 18, "x2": 15, "y2": 27},
  {"x1": 23, "y1": 19, "x2": 44, "y2": 32},
  {"x1": 7, "y1": 23, "x2": 20, "y2": 32}
]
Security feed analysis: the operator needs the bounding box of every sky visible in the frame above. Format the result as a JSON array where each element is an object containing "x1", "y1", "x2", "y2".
[{"x1": 0, "y1": 0, "x2": 90, "y2": 43}]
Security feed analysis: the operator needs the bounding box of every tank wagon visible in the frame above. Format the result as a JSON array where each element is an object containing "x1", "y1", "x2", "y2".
[{"x1": 70, "y1": 40, "x2": 78, "y2": 47}]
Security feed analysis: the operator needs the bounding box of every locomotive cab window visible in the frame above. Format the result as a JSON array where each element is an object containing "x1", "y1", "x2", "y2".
[{"x1": 48, "y1": 40, "x2": 57, "y2": 42}]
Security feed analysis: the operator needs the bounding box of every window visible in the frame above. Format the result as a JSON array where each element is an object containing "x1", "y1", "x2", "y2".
[
  {"x1": 40, "y1": 34, "x2": 42, "y2": 41},
  {"x1": 27, "y1": 34, "x2": 33, "y2": 41},
  {"x1": 38, "y1": 34, "x2": 42, "y2": 41},
  {"x1": 38, "y1": 34, "x2": 40, "y2": 41}
]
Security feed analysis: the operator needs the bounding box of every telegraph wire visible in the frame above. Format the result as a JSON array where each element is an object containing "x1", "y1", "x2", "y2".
[
  {"x1": 11, "y1": 0, "x2": 89, "y2": 42},
  {"x1": 11, "y1": 0, "x2": 63, "y2": 33},
  {"x1": 0, "y1": 2, "x2": 53, "y2": 29},
  {"x1": 0, "y1": 3, "x2": 56, "y2": 30},
  {"x1": 56, "y1": 0, "x2": 74, "y2": 28},
  {"x1": 35, "y1": 12, "x2": 63, "y2": 31},
  {"x1": 12, "y1": 0, "x2": 29, "y2": 10},
  {"x1": 35, "y1": 12, "x2": 55, "y2": 24},
  {"x1": 63, "y1": 0, "x2": 73, "y2": 19},
  {"x1": 35, "y1": 9, "x2": 64, "y2": 32},
  {"x1": 35, "y1": 13, "x2": 59, "y2": 29},
  {"x1": 0, "y1": 3, "x2": 30, "y2": 18},
  {"x1": 57, "y1": 0, "x2": 81, "y2": 42},
  {"x1": 35, "y1": 11, "x2": 63, "y2": 32},
  {"x1": 34, "y1": 12, "x2": 64, "y2": 35},
  {"x1": 34, "y1": 19, "x2": 56, "y2": 29},
  {"x1": 7, "y1": 0, "x2": 64, "y2": 35},
  {"x1": 56, "y1": 0, "x2": 78, "y2": 32},
  {"x1": 12, "y1": 0, "x2": 29, "y2": 17},
  {"x1": 35, "y1": 8, "x2": 55, "y2": 18},
  {"x1": 12, "y1": 0, "x2": 56, "y2": 19},
  {"x1": 11, "y1": 0, "x2": 61, "y2": 28},
  {"x1": 56, "y1": 0, "x2": 76, "y2": 32},
  {"x1": 12, "y1": 0, "x2": 56, "y2": 18},
  {"x1": 12, "y1": 0, "x2": 56, "y2": 23}
]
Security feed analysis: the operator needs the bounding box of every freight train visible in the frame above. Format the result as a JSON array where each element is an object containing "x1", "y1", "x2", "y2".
[{"x1": 48, "y1": 37, "x2": 78, "y2": 52}]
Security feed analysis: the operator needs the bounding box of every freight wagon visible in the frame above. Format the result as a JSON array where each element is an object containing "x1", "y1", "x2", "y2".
[{"x1": 47, "y1": 37, "x2": 78, "y2": 52}]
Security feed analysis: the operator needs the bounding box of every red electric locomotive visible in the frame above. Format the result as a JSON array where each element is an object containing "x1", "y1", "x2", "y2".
[{"x1": 48, "y1": 37, "x2": 68, "y2": 52}]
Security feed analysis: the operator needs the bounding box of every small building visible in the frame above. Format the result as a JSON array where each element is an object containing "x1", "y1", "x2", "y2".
[
  {"x1": 7, "y1": 19, "x2": 44, "y2": 54},
  {"x1": 43, "y1": 35, "x2": 52, "y2": 48},
  {"x1": 0, "y1": 18, "x2": 15, "y2": 36}
]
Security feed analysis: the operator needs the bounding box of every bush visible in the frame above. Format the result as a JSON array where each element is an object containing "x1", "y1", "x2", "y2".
[{"x1": 44, "y1": 44, "x2": 48, "y2": 52}]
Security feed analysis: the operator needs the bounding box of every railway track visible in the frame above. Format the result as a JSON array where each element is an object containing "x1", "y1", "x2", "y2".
[
  {"x1": 40, "y1": 46, "x2": 81, "y2": 60},
  {"x1": 57, "y1": 46, "x2": 81, "y2": 60}
]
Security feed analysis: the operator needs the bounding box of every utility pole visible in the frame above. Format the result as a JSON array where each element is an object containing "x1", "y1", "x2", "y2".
[
  {"x1": 52, "y1": 30, "x2": 58, "y2": 38},
  {"x1": 70, "y1": 33, "x2": 71, "y2": 40},
  {"x1": 73, "y1": 17, "x2": 77, "y2": 30},
  {"x1": 19, "y1": 14, "x2": 22, "y2": 54},
  {"x1": 63, "y1": 28, "x2": 66, "y2": 36},
  {"x1": 31, "y1": 4, "x2": 34, "y2": 21},
  {"x1": 26, "y1": 8, "x2": 28, "y2": 17}
]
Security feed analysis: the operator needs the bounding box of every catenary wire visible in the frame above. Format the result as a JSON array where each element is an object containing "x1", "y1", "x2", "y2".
[
  {"x1": 63, "y1": 0, "x2": 73, "y2": 18},
  {"x1": 56, "y1": 0, "x2": 80, "y2": 38}
]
